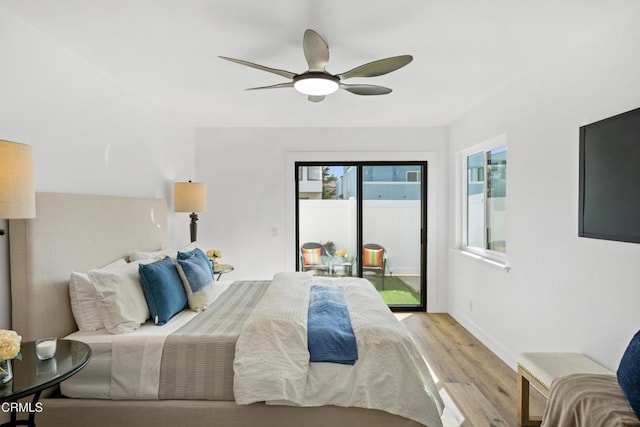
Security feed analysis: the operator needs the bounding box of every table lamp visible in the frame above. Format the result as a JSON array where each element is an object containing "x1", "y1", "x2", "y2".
[
  {"x1": 0, "y1": 140, "x2": 36, "y2": 236},
  {"x1": 174, "y1": 181, "x2": 207, "y2": 242}
]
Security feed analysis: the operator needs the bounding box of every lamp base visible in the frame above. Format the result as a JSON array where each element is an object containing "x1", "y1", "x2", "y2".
[{"x1": 189, "y1": 212, "x2": 199, "y2": 243}]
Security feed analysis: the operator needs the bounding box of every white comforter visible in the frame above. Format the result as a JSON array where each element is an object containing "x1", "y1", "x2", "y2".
[{"x1": 233, "y1": 272, "x2": 444, "y2": 427}]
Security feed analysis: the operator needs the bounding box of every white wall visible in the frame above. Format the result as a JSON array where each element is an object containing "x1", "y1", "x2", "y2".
[
  {"x1": 195, "y1": 127, "x2": 449, "y2": 312},
  {"x1": 0, "y1": 10, "x2": 196, "y2": 329},
  {"x1": 448, "y1": 8, "x2": 640, "y2": 370}
]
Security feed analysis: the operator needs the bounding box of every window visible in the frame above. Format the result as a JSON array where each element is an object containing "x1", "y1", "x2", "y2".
[
  {"x1": 462, "y1": 136, "x2": 507, "y2": 261},
  {"x1": 406, "y1": 171, "x2": 421, "y2": 182},
  {"x1": 307, "y1": 166, "x2": 322, "y2": 181}
]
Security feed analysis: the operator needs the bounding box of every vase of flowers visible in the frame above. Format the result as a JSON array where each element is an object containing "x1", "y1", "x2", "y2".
[
  {"x1": 0, "y1": 359, "x2": 12, "y2": 384},
  {"x1": 0, "y1": 329, "x2": 21, "y2": 384},
  {"x1": 206, "y1": 249, "x2": 223, "y2": 267}
]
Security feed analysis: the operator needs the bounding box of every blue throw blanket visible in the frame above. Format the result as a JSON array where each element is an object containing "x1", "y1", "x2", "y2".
[{"x1": 307, "y1": 285, "x2": 358, "y2": 365}]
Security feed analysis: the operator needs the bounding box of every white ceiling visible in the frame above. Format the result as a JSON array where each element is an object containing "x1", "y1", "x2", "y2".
[{"x1": 0, "y1": 0, "x2": 632, "y2": 127}]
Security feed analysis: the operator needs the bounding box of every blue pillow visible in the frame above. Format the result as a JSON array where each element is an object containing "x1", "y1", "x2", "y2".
[
  {"x1": 138, "y1": 257, "x2": 188, "y2": 325},
  {"x1": 618, "y1": 329, "x2": 640, "y2": 418},
  {"x1": 176, "y1": 253, "x2": 215, "y2": 312},
  {"x1": 177, "y1": 248, "x2": 214, "y2": 276}
]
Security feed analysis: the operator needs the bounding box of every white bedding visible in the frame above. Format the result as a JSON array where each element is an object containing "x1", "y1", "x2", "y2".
[
  {"x1": 64, "y1": 273, "x2": 444, "y2": 426},
  {"x1": 234, "y1": 272, "x2": 444, "y2": 427},
  {"x1": 61, "y1": 281, "x2": 234, "y2": 399}
]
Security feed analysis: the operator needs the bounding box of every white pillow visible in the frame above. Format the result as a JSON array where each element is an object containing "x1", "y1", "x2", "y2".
[
  {"x1": 89, "y1": 261, "x2": 151, "y2": 334},
  {"x1": 179, "y1": 242, "x2": 198, "y2": 253},
  {"x1": 128, "y1": 248, "x2": 173, "y2": 262},
  {"x1": 69, "y1": 258, "x2": 127, "y2": 332},
  {"x1": 128, "y1": 243, "x2": 195, "y2": 262}
]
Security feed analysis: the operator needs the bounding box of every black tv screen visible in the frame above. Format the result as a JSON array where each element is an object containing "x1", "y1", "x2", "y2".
[{"x1": 579, "y1": 106, "x2": 640, "y2": 243}]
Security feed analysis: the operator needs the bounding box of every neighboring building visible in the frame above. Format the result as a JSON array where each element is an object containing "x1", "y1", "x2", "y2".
[
  {"x1": 336, "y1": 165, "x2": 422, "y2": 200},
  {"x1": 298, "y1": 166, "x2": 323, "y2": 199}
]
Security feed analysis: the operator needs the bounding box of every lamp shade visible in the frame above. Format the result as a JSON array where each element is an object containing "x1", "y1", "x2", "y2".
[
  {"x1": 0, "y1": 140, "x2": 35, "y2": 219},
  {"x1": 174, "y1": 181, "x2": 207, "y2": 213}
]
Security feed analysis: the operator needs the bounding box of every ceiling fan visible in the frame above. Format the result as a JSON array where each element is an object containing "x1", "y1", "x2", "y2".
[{"x1": 219, "y1": 29, "x2": 413, "y2": 103}]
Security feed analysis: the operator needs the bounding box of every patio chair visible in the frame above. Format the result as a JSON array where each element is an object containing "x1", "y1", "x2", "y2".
[
  {"x1": 362, "y1": 243, "x2": 387, "y2": 289},
  {"x1": 300, "y1": 242, "x2": 330, "y2": 275}
]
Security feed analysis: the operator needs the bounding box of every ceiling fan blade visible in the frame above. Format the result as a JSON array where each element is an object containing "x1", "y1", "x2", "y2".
[
  {"x1": 337, "y1": 55, "x2": 413, "y2": 80},
  {"x1": 303, "y1": 29, "x2": 330, "y2": 72},
  {"x1": 307, "y1": 95, "x2": 326, "y2": 103},
  {"x1": 341, "y1": 84, "x2": 392, "y2": 96},
  {"x1": 246, "y1": 82, "x2": 294, "y2": 91},
  {"x1": 219, "y1": 56, "x2": 296, "y2": 80}
]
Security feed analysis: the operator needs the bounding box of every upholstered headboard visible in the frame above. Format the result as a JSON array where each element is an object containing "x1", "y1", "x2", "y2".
[{"x1": 9, "y1": 192, "x2": 168, "y2": 341}]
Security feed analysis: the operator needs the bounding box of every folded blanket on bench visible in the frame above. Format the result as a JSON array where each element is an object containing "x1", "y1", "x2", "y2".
[
  {"x1": 307, "y1": 285, "x2": 358, "y2": 365},
  {"x1": 542, "y1": 373, "x2": 640, "y2": 427}
]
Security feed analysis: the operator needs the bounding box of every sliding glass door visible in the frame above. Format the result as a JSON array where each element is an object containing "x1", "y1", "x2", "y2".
[
  {"x1": 361, "y1": 164, "x2": 425, "y2": 308},
  {"x1": 296, "y1": 162, "x2": 427, "y2": 310},
  {"x1": 297, "y1": 165, "x2": 358, "y2": 278}
]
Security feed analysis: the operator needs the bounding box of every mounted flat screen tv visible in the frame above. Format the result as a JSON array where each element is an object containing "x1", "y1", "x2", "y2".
[{"x1": 579, "y1": 107, "x2": 640, "y2": 243}]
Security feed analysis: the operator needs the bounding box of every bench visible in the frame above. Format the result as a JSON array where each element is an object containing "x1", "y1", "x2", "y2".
[{"x1": 517, "y1": 352, "x2": 614, "y2": 426}]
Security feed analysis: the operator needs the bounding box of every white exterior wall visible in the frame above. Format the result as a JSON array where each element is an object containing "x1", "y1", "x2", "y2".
[
  {"x1": 299, "y1": 199, "x2": 422, "y2": 274},
  {"x1": 299, "y1": 200, "x2": 356, "y2": 256},
  {"x1": 467, "y1": 193, "x2": 484, "y2": 249}
]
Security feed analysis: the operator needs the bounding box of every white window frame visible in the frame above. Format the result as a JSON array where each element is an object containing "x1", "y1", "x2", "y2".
[{"x1": 460, "y1": 134, "x2": 508, "y2": 266}]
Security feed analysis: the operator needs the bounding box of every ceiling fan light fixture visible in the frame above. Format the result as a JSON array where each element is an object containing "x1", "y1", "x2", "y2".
[
  {"x1": 293, "y1": 73, "x2": 339, "y2": 96},
  {"x1": 220, "y1": 29, "x2": 413, "y2": 102}
]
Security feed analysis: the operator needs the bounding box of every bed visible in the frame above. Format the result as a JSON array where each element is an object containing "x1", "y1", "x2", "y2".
[{"x1": 9, "y1": 192, "x2": 444, "y2": 427}]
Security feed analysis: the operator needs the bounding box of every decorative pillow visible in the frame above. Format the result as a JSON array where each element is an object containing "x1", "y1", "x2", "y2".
[
  {"x1": 88, "y1": 261, "x2": 150, "y2": 334},
  {"x1": 618, "y1": 329, "x2": 640, "y2": 418},
  {"x1": 176, "y1": 252, "x2": 216, "y2": 312},
  {"x1": 69, "y1": 258, "x2": 127, "y2": 332},
  {"x1": 128, "y1": 248, "x2": 173, "y2": 262},
  {"x1": 177, "y1": 247, "x2": 214, "y2": 276},
  {"x1": 302, "y1": 247, "x2": 323, "y2": 265},
  {"x1": 363, "y1": 248, "x2": 384, "y2": 267},
  {"x1": 138, "y1": 257, "x2": 188, "y2": 325}
]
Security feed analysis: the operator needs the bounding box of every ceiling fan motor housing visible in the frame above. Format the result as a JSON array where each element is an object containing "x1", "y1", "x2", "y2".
[{"x1": 293, "y1": 72, "x2": 340, "y2": 96}]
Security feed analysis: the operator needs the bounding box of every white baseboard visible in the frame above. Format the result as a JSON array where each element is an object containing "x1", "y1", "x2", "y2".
[
  {"x1": 427, "y1": 302, "x2": 448, "y2": 313},
  {"x1": 449, "y1": 309, "x2": 518, "y2": 370}
]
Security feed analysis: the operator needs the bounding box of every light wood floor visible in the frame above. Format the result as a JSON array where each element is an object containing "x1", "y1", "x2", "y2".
[{"x1": 400, "y1": 313, "x2": 546, "y2": 427}]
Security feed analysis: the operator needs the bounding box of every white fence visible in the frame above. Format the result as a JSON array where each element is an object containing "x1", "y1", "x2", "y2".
[
  {"x1": 298, "y1": 199, "x2": 422, "y2": 275},
  {"x1": 467, "y1": 194, "x2": 506, "y2": 250}
]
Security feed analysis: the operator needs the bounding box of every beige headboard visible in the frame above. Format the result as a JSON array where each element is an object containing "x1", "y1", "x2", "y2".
[{"x1": 9, "y1": 192, "x2": 168, "y2": 341}]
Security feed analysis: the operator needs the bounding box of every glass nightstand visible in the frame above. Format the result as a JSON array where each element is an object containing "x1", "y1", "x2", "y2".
[{"x1": 0, "y1": 339, "x2": 91, "y2": 427}]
